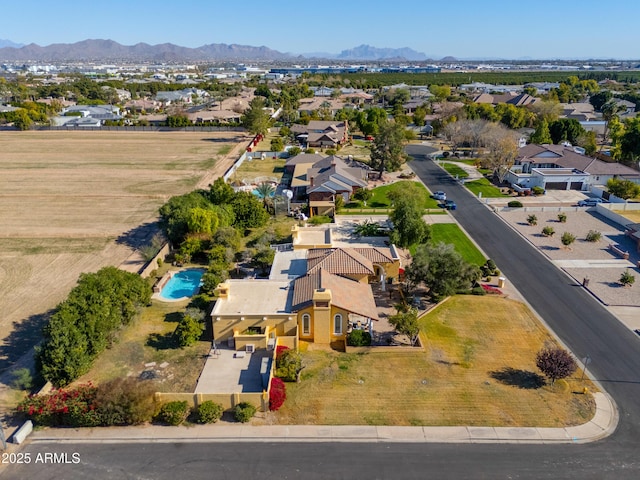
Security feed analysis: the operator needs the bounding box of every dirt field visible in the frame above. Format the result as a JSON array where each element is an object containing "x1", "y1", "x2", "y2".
[{"x1": 0, "y1": 130, "x2": 246, "y2": 383}]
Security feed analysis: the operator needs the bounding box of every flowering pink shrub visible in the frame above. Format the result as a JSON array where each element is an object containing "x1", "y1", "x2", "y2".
[
  {"x1": 17, "y1": 383, "x2": 100, "y2": 427},
  {"x1": 481, "y1": 284, "x2": 503, "y2": 295},
  {"x1": 275, "y1": 345, "x2": 289, "y2": 360},
  {"x1": 269, "y1": 377, "x2": 286, "y2": 411}
]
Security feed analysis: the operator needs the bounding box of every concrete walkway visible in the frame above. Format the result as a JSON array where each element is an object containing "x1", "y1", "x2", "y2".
[{"x1": 27, "y1": 392, "x2": 616, "y2": 445}]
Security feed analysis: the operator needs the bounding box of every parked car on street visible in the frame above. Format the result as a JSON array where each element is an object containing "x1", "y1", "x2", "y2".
[
  {"x1": 577, "y1": 198, "x2": 604, "y2": 207},
  {"x1": 433, "y1": 191, "x2": 447, "y2": 201},
  {"x1": 443, "y1": 199, "x2": 457, "y2": 210}
]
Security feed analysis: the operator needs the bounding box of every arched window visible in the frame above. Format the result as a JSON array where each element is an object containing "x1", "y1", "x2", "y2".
[
  {"x1": 302, "y1": 314, "x2": 311, "y2": 336},
  {"x1": 333, "y1": 314, "x2": 343, "y2": 335}
]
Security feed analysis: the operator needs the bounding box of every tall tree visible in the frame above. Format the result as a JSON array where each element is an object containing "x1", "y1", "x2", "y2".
[
  {"x1": 370, "y1": 121, "x2": 409, "y2": 178},
  {"x1": 388, "y1": 183, "x2": 430, "y2": 248},
  {"x1": 405, "y1": 243, "x2": 480, "y2": 301},
  {"x1": 548, "y1": 118, "x2": 586, "y2": 145},
  {"x1": 606, "y1": 178, "x2": 640, "y2": 200},
  {"x1": 241, "y1": 97, "x2": 271, "y2": 136},
  {"x1": 483, "y1": 123, "x2": 519, "y2": 183},
  {"x1": 530, "y1": 119, "x2": 553, "y2": 145}
]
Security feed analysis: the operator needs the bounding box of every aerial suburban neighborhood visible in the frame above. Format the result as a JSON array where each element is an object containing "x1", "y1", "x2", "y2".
[{"x1": 1, "y1": 2, "x2": 640, "y2": 478}]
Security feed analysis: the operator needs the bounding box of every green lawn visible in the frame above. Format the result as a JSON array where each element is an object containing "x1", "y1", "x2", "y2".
[
  {"x1": 430, "y1": 224, "x2": 486, "y2": 266},
  {"x1": 442, "y1": 163, "x2": 469, "y2": 179},
  {"x1": 368, "y1": 181, "x2": 440, "y2": 209},
  {"x1": 465, "y1": 178, "x2": 508, "y2": 198}
]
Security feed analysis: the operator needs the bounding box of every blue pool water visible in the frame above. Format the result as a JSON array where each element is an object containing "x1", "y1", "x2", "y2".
[
  {"x1": 251, "y1": 189, "x2": 275, "y2": 198},
  {"x1": 159, "y1": 269, "x2": 204, "y2": 300}
]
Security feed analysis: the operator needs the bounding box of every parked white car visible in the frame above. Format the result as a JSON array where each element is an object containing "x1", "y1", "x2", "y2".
[{"x1": 433, "y1": 191, "x2": 446, "y2": 201}]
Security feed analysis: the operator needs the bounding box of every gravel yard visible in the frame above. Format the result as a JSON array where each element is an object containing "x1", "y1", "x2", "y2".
[{"x1": 500, "y1": 209, "x2": 640, "y2": 306}]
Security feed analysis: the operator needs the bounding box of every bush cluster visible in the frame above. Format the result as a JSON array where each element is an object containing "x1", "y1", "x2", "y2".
[
  {"x1": 233, "y1": 402, "x2": 256, "y2": 423},
  {"x1": 269, "y1": 378, "x2": 287, "y2": 411},
  {"x1": 585, "y1": 230, "x2": 602, "y2": 242},
  {"x1": 36, "y1": 267, "x2": 152, "y2": 387},
  {"x1": 17, "y1": 383, "x2": 101, "y2": 427},
  {"x1": 507, "y1": 200, "x2": 523, "y2": 208},
  {"x1": 275, "y1": 349, "x2": 303, "y2": 382},
  {"x1": 347, "y1": 329, "x2": 372, "y2": 346},
  {"x1": 17, "y1": 379, "x2": 158, "y2": 427},
  {"x1": 194, "y1": 401, "x2": 224, "y2": 424},
  {"x1": 157, "y1": 401, "x2": 190, "y2": 426}
]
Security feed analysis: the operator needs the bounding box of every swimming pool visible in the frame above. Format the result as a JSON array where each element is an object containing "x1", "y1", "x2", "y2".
[{"x1": 158, "y1": 269, "x2": 205, "y2": 301}]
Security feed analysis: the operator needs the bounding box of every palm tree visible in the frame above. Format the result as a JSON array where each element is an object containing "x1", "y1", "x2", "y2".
[{"x1": 254, "y1": 182, "x2": 276, "y2": 212}]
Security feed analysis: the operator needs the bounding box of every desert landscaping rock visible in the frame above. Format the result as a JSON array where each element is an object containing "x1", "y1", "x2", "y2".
[{"x1": 500, "y1": 209, "x2": 640, "y2": 306}]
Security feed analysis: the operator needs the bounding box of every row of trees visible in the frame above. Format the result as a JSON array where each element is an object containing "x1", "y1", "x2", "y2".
[{"x1": 37, "y1": 267, "x2": 152, "y2": 387}]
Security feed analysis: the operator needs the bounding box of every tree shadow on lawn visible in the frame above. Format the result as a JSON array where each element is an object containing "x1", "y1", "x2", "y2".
[
  {"x1": 0, "y1": 309, "x2": 53, "y2": 375},
  {"x1": 116, "y1": 221, "x2": 162, "y2": 250},
  {"x1": 489, "y1": 367, "x2": 546, "y2": 389},
  {"x1": 146, "y1": 332, "x2": 177, "y2": 350}
]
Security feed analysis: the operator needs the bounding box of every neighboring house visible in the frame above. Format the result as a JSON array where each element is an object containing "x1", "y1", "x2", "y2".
[
  {"x1": 211, "y1": 245, "x2": 400, "y2": 348},
  {"x1": 559, "y1": 103, "x2": 596, "y2": 121},
  {"x1": 472, "y1": 92, "x2": 539, "y2": 107},
  {"x1": 507, "y1": 143, "x2": 640, "y2": 191},
  {"x1": 290, "y1": 120, "x2": 349, "y2": 148},
  {"x1": 311, "y1": 86, "x2": 334, "y2": 97},
  {"x1": 301, "y1": 155, "x2": 368, "y2": 217},
  {"x1": 155, "y1": 88, "x2": 209, "y2": 105},
  {"x1": 460, "y1": 82, "x2": 524, "y2": 94},
  {"x1": 53, "y1": 105, "x2": 122, "y2": 127},
  {"x1": 297, "y1": 97, "x2": 344, "y2": 116},
  {"x1": 523, "y1": 82, "x2": 560, "y2": 95},
  {"x1": 125, "y1": 98, "x2": 161, "y2": 113}
]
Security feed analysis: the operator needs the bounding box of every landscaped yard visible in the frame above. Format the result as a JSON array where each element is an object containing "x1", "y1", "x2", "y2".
[
  {"x1": 73, "y1": 298, "x2": 210, "y2": 393},
  {"x1": 272, "y1": 295, "x2": 596, "y2": 427},
  {"x1": 341, "y1": 180, "x2": 444, "y2": 215},
  {"x1": 465, "y1": 178, "x2": 509, "y2": 198},
  {"x1": 231, "y1": 156, "x2": 286, "y2": 184},
  {"x1": 430, "y1": 224, "x2": 486, "y2": 266},
  {"x1": 442, "y1": 162, "x2": 469, "y2": 179}
]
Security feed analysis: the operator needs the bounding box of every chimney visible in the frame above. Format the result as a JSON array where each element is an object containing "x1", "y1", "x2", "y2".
[{"x1": 310, "y1": 176, "x2": 314, "y2": 187}]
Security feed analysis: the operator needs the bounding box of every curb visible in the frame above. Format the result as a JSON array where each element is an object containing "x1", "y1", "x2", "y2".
[{"x1": 28, "y1": 393, "x2": 616, "y2": 446}]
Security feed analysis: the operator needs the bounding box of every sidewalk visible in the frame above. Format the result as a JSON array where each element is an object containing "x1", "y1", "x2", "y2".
[{"x1": 25, "y1": 392, "x2": 615, "y2": 445}]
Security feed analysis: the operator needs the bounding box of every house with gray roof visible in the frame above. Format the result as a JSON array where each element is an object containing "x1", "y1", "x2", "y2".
[
  {"x1": 290, "y1": 120, "x2": 349, "y2": 148},
  {"x1": 506, "y1": 143, "x2": 640, "y2": 191}
]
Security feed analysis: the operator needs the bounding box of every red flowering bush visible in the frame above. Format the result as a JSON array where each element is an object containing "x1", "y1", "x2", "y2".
[
  {"x1": 17, "y1": 383, "x2": 100, "y2": 427},
  {"x1": 269, "y1": 377, "x2": 286, "y2": 411},
  {"x1": 481, "y1": 284, "x2": 503, "y2": 295},
  {"x1": 275, "y1": 345, "x2": 289, "y2": 360}
]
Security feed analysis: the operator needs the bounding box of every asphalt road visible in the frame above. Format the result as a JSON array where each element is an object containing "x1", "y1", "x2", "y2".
[{"x1": 3, "y1": 147, "x2": 640, "y2": 479}]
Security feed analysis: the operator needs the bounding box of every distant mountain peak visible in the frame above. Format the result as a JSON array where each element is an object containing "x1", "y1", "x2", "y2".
[
  {"x1": 0, "y1": 39, "x2": 292, "y2": 62},
  {"x1": 0, "y1": 39, "x2": 24, "y2": 49},
  {"x1": 336, "y1": 44, "x2": 429, "y2": 61}
]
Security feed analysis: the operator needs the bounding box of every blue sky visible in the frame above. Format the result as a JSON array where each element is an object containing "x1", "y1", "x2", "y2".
[{"x1": 2, "y1": 0, "x2": 639, "y2": 59}]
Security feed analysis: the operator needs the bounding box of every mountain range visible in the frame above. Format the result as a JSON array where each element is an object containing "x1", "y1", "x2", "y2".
[{"x1": 0, "y1": 39, "x2": 439, "y2": 62}]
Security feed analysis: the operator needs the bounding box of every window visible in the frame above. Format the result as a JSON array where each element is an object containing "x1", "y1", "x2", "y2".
[
  {"x1": 302, "y1": 314, "x2": 311, "y2": 336},
  {"x1": 333, "y1": 314, "x2": 343, "y2": 335}
]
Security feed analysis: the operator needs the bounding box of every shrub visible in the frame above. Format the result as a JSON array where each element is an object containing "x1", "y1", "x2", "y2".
[
  {"x1": 585, "y1": 230, "x2": 602, "y2": 242},
  {"x1": 308, "y1": 215, "x2": 332, "y2": 225},
  {"x1": 542, "y1": 226, "x2": 555, "y2": 237},
  {"x1": 174, "y1": 313, "x2": 205, "y2": 347},
  {"x1": 17, "y1": 383, "x2": 100, "y2": 427},
  {"x1": 275, "y1": 349, "x2": 303, "y2": 382},
  {"x1": 507, "y1": 200, "x2": 523, "y2": 208},
  {"x1": 561, "y1": 232, "x2": 576, "y2": 247},
  {"x1": 347, "y1": 329, "x2": 372, "y2": 346},
  {"x1": 275, "y1": 345, "x2": 290, "y2": 359},
  {"x1": 557, "y1": 213, "x2": 567, "y2": 223},
  {"x1": 535, "y1": 347, "x2": 577, "y2": 385},
  {"x1": 481, "y1": 284, "x2": 503, "y2": 295},
  {"x1": 527, "y1": 214, "x2": 537, "y2": 226},
  {"x1": 620, "y1": 270, "x2": 636, "y2": 287},
  {"x1": 233, "y1": 402, "x2": 256, "y2": 423},
  {"x1": 480, "y1": 259, "x2": 499, "y2": 277},
  {"x1": 11, "y1": 368, "x2": 36, "y2": 391},
  {"x1": 194, "y1": 401, "x2": 224, "y2": 424},
  {"x1": 157, "y1": 401, "x2": 190, "y2": 426},
  {"x1": 532, "y1": 186, "x2": 545, "y2": 195},
  {"x1": 269, "y1": 378, "x2": 286, "y2": 411},
  {"x1": 94, "y1": 377, "x2": 157, "y2": 426},
  {"x1": 471, "y1": 286, "x2": 486, "y2": 295}
]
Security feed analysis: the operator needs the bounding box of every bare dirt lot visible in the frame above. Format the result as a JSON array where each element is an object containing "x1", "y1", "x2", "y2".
[{"x1": 0, "y1": 130, "x2": 245, "y2": 382}]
